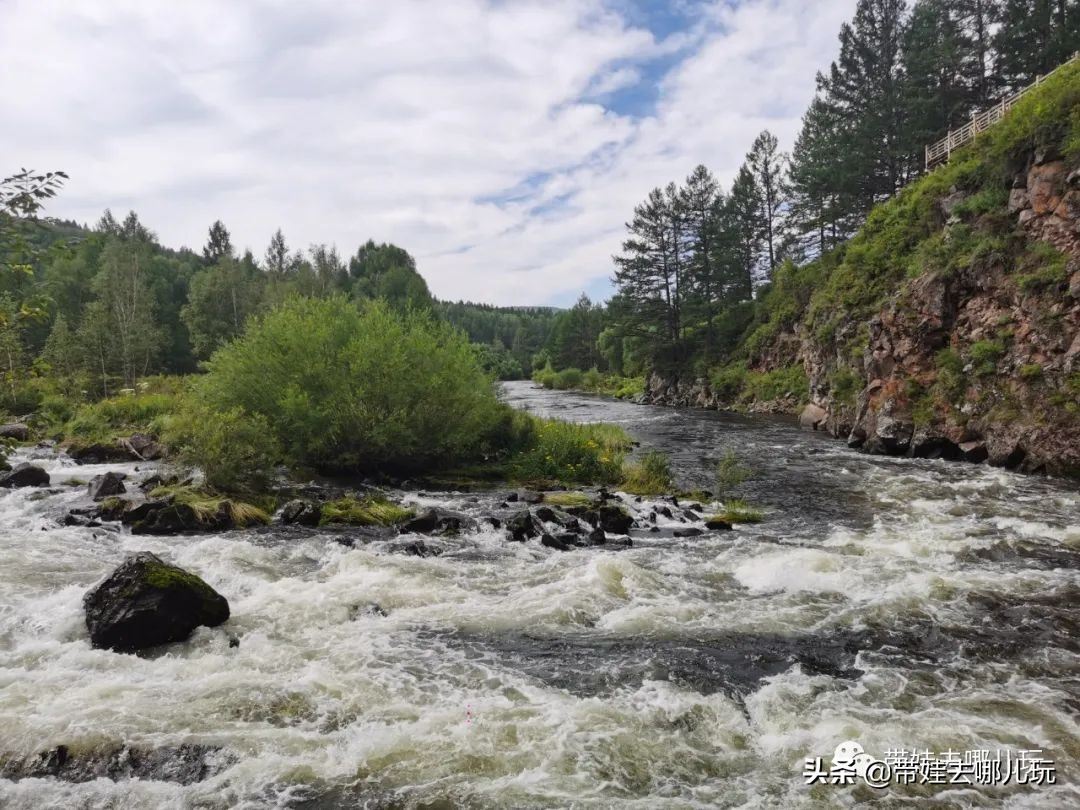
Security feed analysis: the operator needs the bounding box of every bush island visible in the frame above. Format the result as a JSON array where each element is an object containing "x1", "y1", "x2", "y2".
[
  {"x1": 168, "y1": 295, "x2": 629, "y2": 490},
  {"x1": 175, "y1": 296, "x2": 506, "y2": 477}
]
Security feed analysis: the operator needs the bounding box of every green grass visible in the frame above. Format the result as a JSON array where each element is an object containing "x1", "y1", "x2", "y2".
[
  {"x1": 507, "y1": 415, "x2": 630, "y2": 486},
  {"x1": 620, "y1": 450, "x2": 674, "y2": 495},
  {"x1": 543, "y1": 492, "x2": 595, "y2": 508},
  {"x1": 148, "y1": 483, "x2": 270, "y2": 527},
  {"x1": 710, "y1": 499, "x2": 764, "y2": 524},
  {"x1": 62, "y1": 388, "x2": 179, "y2": 445},
  {"x1": 318, "y1": 495, "x2": 414, "y2": 527}
]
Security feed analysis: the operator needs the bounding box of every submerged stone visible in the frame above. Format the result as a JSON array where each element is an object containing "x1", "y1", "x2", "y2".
[{"x1": 83, "y1": 551, "x2": 230, "y2": 652}]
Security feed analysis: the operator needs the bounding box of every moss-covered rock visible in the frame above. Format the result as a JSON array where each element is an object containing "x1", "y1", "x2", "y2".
[{"x1": 83, "y1": 552, "x2": 229, "y2": 652}]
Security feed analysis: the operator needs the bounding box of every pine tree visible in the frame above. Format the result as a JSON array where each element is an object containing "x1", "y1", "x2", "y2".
[
  {"x1": 955, "y1": 0, "x2": 1003, "y2": 105},
  {"x1": 995, "y1": 1, "x2": 1080, "y2": 88},
  {"x1": 725, "y1": 165, "x2": 762, "y2": 300},
  {"x1": 821, "y1": 0, "x2": 909, "y2": 212},
  {"x1": 203, "y1": 220, "x2": 234, "y2": 264},
  {"x1": 612, "y1": 187, "x2": 688, "y2": 369},
  {"x1": 788, "y1": 96, "x2": 851, "y2": 257},
  {"x1": 902, "y1": 0, "x2": 972, "y2": 164},
  {"x1": 265, "y1": 228, "x2": 289, "y2": 277},
  {"x1": 681, "y1": 165, "x2": 722, "y2": 361},
  {"x1": 745, "y1": 130, "x2": 789, "y2": 281}
]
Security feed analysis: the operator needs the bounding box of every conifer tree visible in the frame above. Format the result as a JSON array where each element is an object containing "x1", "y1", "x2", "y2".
[{"x1": 202, "y1": 220, "x2": 234, "y2": 264}]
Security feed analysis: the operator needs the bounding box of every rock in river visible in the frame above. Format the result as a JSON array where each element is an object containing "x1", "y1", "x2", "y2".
[
  {"x1": 83, "y1": 552, "x2": 230, "y2": 652},
  {"x1": 88, "y1": 471, "x2": 127, "y2": 500},
  {"x1": 597, "y1": 504, "x2": 633, "y2": 535},
  {"x1": 0, "y1": 462, "x2": 50, "y2": 488},
  {"x1": 279, "y1": 498, "x2": 322, "y2": 527}
]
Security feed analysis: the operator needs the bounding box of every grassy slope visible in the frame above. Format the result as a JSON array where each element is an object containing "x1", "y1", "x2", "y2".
[{"x1": 722, "y1": 61, "x2": 1080, "y2": 429}]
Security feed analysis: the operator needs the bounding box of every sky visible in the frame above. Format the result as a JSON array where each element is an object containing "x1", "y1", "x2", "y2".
[{"x1": 0, "y1": 0, "x2": 858, "y2": 307}]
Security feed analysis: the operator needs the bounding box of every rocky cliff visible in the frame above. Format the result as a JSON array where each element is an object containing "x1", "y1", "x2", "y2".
[{"x1": 643, "y1": 68, "x2": 1080, "y2": 478}]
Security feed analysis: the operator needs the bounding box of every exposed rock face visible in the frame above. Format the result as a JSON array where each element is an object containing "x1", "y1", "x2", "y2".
[
  {"x1": 0, "y1": 462, "x2": 50, "y2": 488},
  {"x1": 88, "y1": 472, "x2": 127, "y2": 500},
  {"x1": 642, "y1": 152, "x2": 1080, "y2": 478},
  {"x1": 83, "y1": 552, "x2": 229, "y2": 652}
]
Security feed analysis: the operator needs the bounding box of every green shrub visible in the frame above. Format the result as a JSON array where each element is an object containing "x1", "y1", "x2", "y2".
[
  {"x1": 553, "y1": 367, "x2": 584, "y2": 390},
  {"x1": 507, "y1": 414, "x2": 629, "y2": 486},
  {"x1": 969, "y1": 339, "x2": 1005, "y2": 376},
  {"x1": 612, "y1": 376, "x2": 645, "y2": 399},
  {"x1": 934, "y1": 348, "x2": 967, "y2": 400},
  {"x1": 830, "y1": 368, "x2": 861, "y2": 407},
  {"x1": 710, "y1": 362, "x2": 748, "y2": 402},
  {"x1": 532, "y1": 365, "x2": 554, "y2": 389},
  {"x1": 1016, "y1": 242, "x2": 1069, "y2": 292},
  {"x1": 620, "y1": 450, "x2": 673, "y2": 495},
  {"x1": 1019, "y1": 363, "x2": 1044, "y2": 381},
  {"x1": 744, "y1": 365, "x2": 808, "y2": 404},
  {"x1": 179, "y1": 296, "x2": 507, "y2": 477},
  {"x1": 166, "y1": 402, "x2": 280, "y2": 492},
  {"x1": 952, "y1": 187, "x2": 1009, "y2": 219},
  {"x1": 578, "y1": 367, "x2": 600, "y2": 390}
]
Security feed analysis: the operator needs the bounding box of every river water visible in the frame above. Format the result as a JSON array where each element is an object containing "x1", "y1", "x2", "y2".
[{"x1": 0, "y1": 381, "x2": 1077, "y2": 808}]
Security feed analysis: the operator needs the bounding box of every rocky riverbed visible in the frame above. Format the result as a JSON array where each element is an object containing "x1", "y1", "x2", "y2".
[{"x1": 0, "y1": 382, "x2": 1078, "y2": 808}]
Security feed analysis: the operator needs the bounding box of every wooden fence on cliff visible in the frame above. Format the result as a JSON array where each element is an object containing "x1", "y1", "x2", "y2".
[{"x1": 925, "y1": 52, "x2": 1080, "y2": 170}]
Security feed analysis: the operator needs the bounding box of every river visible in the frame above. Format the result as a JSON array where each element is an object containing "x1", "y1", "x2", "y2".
[{"x1": 1, "y1": 381, "x2": 1077, "y2": 808}]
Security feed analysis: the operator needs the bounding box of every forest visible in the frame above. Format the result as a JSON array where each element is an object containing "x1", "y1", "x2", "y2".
[
  {"x1": 535, "y1": 0, "x2": 1080, "y2": 389},
  {"x1": 2, "y1": 0, "x2": 1078, "y2": 481}
]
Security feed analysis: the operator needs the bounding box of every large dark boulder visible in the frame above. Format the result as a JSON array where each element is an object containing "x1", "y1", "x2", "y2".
[
  {"x1": 0, "y1": 422, "x2": 30, "y2": 441},
  {"x1": 88, "y1": 472, "x2": 127, "y2": 500},
  {"x1": 402, "y1": 506, "x2": 475, "y2": 535},
  {"x1": 506, "y1": 509, "x2": 542, "y2": 542},
  {"x1": 122, "y1": 501, "x2": 203, "y2": 534},
  {"x1": 83, "y1": 552, "x2": 229, "y2": 652},
  {"x1": 68, "y1": 442, "x2": 130, "y2": 464},
  {"x1": 279, "y1": 499, "x2": 322, "y2": 527},
  {"x1": 0, "y1": 462, "x2": 49, "y2": 488},
  {"x1": 597, "y1": 504, "x2": 633, "y2": 535}
]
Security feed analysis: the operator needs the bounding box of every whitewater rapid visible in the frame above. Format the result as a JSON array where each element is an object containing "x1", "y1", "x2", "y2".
[{"x1": 0, "y1": 382, "x2": 1077, "y2": 808}]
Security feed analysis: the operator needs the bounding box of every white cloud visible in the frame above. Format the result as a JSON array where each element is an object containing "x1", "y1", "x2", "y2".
[{"x1": 0, "y1": 0, "x2": 857, "y2": 305}]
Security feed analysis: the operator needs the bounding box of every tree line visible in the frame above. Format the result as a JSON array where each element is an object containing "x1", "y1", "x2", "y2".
[
  {"x1": 596, "y1": 0, "x2": 1080, "y2": 377},
  {"x1": 0, "y1": 196, "x2": 442, "y2": 407}
]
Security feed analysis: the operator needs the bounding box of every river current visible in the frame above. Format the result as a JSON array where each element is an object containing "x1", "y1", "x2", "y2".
[{"x1": 1, "y1": 381, "x2": 1077, "y2": 808}]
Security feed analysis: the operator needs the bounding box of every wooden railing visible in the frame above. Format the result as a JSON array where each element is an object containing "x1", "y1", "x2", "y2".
[{"x1": 925, "y1": 52, "x2": 1080, "y2": 170}]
